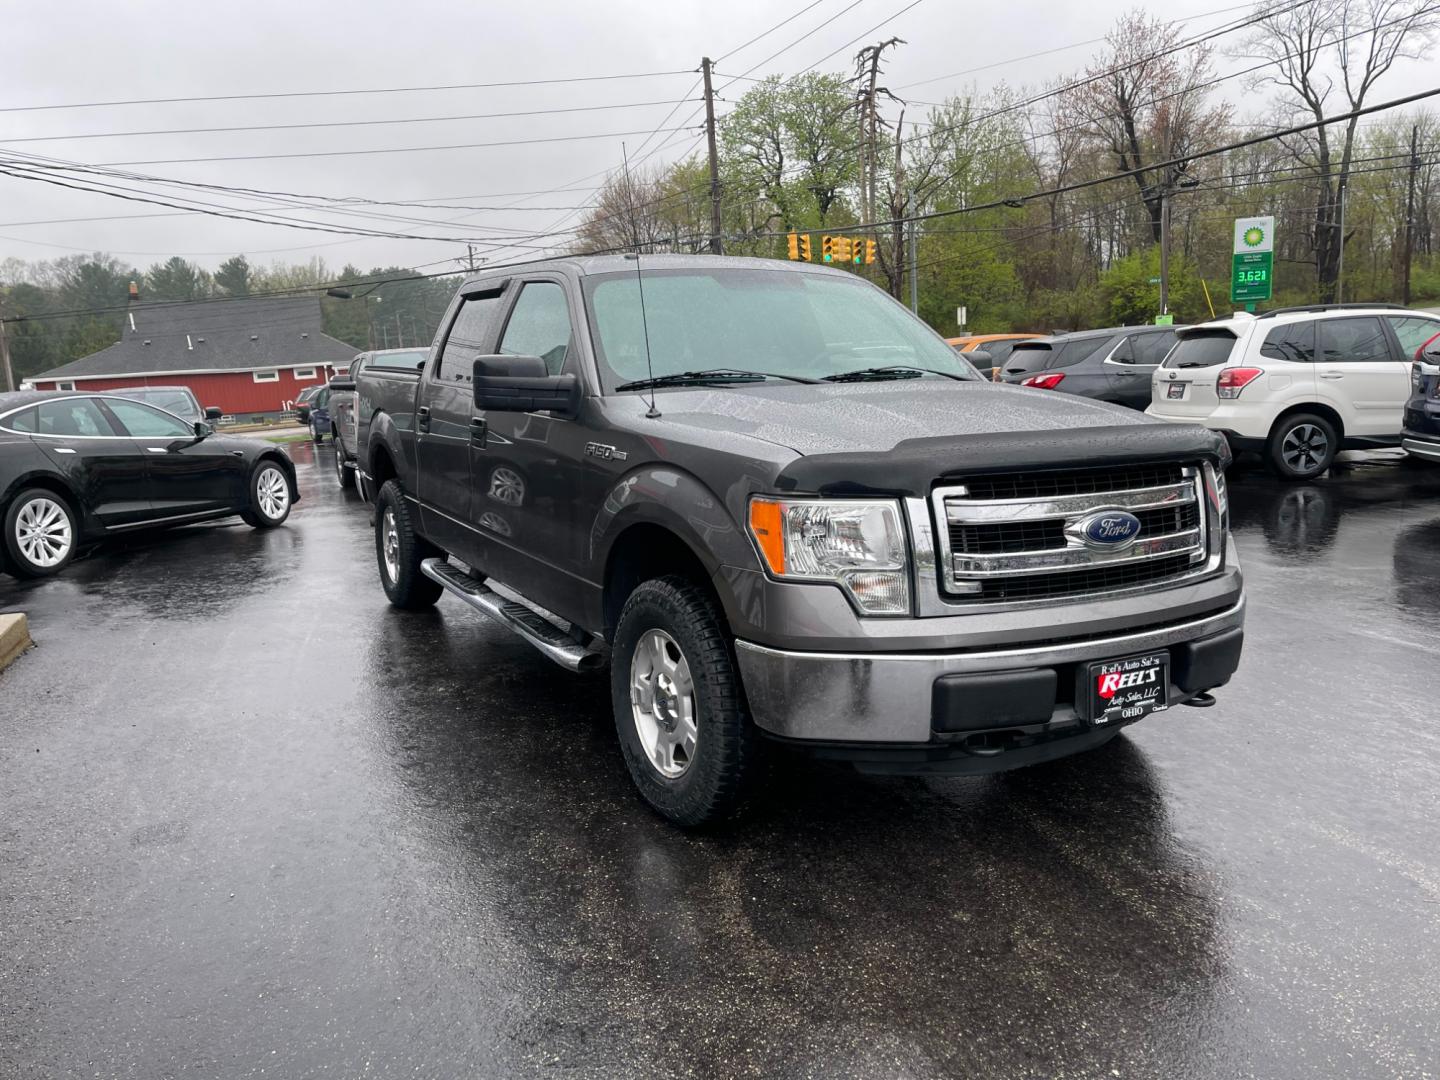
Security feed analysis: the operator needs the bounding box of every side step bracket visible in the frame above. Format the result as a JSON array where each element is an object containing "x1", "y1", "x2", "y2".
[{"x1": 420, "y1": 558, "x2": 606, "y2": 673}]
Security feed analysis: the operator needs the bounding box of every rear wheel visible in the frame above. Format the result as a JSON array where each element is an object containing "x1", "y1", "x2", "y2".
[
  {"x1": 611, "y1": 576, "x2": 759, "y2": 827},
  {"x1": 334, "y1": 437, "x2": 355, "y2": 490},
  {"x1": 3, "y1": 489, "x2": 77, "y2": 578},
  {"x1": 374, "y1": 479, "x2": 442, "y2": 610},
  {"x1": 1267, "y1": 412, "x2": 1337, "y2": 480}
]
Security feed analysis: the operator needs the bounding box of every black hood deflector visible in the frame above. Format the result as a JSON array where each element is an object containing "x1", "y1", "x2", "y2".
[{"x1": 775, "y1": 423, "x2": 1229, "y2": 497}]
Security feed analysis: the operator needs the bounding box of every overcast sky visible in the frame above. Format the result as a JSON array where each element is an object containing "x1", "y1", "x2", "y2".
[{"x1": 1, "y1": 0, "x2": 1434, "y2": 279}]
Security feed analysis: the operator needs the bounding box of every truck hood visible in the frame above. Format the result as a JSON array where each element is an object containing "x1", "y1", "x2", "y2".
[
  {"x1": 645, "y1": 380, "x2": 1228, "y2": 497},
  {"x1": 652, "y1": 380, "x2": 1154, "y2": 455}
]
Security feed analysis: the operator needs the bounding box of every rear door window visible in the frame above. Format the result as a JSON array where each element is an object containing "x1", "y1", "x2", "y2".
[
  {"x1": 1260, "y1": 322, "x2": 1316, "y2": 363},
  {"x1": 1163, "y1": 332, "x2": 1238, "y2": 368},
  {"x1": 1319, "y1": 317, "x2": 1391, "y2": 363},
  {"x1": 36, "y1": 398, "x2": 116, "y2": 437}
]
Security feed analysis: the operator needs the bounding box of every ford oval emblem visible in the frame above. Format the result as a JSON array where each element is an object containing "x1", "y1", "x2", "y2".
[{"x1": 1079, "y1": 510, "x2": 1143, "y2": 549}]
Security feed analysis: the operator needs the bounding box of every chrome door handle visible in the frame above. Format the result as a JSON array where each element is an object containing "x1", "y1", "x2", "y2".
[
  {"x1": 53, "y1": 447, "x2": 77, "y2": 455},
  {"x1": 1320, "y1": 372, "x2": 1344, "y2": 380},
  {"x1": 145, "y1": 447, "x2": 169, "y2": 453}
]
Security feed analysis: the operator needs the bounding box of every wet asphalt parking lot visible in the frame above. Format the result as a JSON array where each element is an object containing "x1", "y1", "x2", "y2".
[{"x1": 2, "y1": 442, "x2": 1439, "y2": 1079}]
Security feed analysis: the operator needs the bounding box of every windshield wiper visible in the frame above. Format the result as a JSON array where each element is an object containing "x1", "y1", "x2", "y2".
[
  {"x1": 821, "y1": 365, "x2": 966, "y2": 383},
  {"x1": 615, "y1": 368, "x2": 818, "y2": 391}
]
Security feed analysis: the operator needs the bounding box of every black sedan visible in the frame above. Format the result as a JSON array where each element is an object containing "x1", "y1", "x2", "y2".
[{"x1": 0, "y1": 390, "x2": 299, "y2": 579}]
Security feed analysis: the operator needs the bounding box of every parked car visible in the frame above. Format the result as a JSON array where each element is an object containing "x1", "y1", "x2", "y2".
[
  {"x1": 1146, "y1": 303, "x2": 1440, "y2": 479},
  {"x1": 305, "y1": 387, "x2": 332, "y2": 443},
  {"x1": 108, "y1": 385, "x2": 223, "y2": 428},
  {"x1": 330, "y1": 348, "x2": 428, "y2": 491},
  {"x1": 1401, "y1": 330, "x2": 1440, "y2": 463},
  {"x1": 946, "y1": 333, "x2": 1044, "y2": 380},
  {"x1": 0, "y1": 391, "x2": 299, "y2": 579},
  {"x1": 294, "y1": 385, "x2": 323, "y2": 424},
  {"x1": 354, "y1": 255, "x2": 1243, "y2": 827},
  {"x1": 1001, "y1": 325, "x2": 1182, "y2": 409}
]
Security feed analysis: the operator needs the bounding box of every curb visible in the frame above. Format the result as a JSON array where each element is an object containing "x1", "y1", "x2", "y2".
[{"x1": 0, "y1": 612, "x2": 32, "y2": 673}]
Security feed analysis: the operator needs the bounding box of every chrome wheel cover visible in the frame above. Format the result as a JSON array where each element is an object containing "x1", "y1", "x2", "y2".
[
  {"x1": 382, "y1": 508, "x2": 400, "y2": 583},
  {"x1": 256, "y1": 466, "x2": 290, "y2": 520},
  {"x1": 1282, "y1": 423, "x2": 1329, "y2": 473},
  {"x1": 15, "y1": 497, "x2": 72, "y2": 568},
  {"x1": 629, "y1": 628, "x2": 697, "y2": 779}
]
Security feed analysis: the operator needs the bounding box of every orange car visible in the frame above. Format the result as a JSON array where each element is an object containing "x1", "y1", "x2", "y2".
[{"x1": 947, "y1": 333, "x2": 1045, "y2": 379}]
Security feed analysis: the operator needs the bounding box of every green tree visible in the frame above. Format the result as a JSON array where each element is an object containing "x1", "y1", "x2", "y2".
[
  {"x1": 144, "y1": 256, "x2": 211, "y2": 301},
  {"x1": 214, "y1": 254, "x2": 252, "y2": 296}
]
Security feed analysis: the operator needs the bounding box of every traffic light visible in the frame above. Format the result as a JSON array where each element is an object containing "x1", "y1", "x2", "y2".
[
  {"x1": 821, "y1": 235, "x2": 835, "y2": 262},
  {"x1": 851, "y1": 238, "x2": 863, "y2": 264},
  {"x1": 836, "y1": 236, "x2": 854, "y2": 263},
  {"x1": 864, "y1": 238, "x2": 877, "y2": 264},
  {"x1": 799, "y1": 234, "x2": 812, "y2": 262},
  {"x1": 787, "y1": 232, "x2": 800, "y2": 260}
]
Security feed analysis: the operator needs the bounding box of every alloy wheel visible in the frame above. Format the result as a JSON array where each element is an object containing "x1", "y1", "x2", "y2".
[
  {"x1": 256, "y1": 467, "x2": 290, "y2": 520},
  {"x1": 1282, "y1": 423, "x2": 1329, "y2": 473},
  {"x1": 629, "y1": 628, "x2": 698, "y2": 779},
  {"x1": 15, "y1": 497, "x2": 72, "y2": 568}
]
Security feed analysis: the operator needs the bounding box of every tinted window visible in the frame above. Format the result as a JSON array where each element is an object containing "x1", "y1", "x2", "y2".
[
  {"x1": 116, "y1": 389, "x2": 199, "y2": 420},
  {"x1": 1047, "y1": 336, "x2": 1113, "y2": 369},
  {"x1": 1260, "y1": 321, "x2": 1316, "y2": 363},
  {"x1": 983, "y1": 341, "x2": 1018, "y2": 365},
  {"x1": 1133, "y1": 331, "x2": 1177, "y2": 365},
  {"x1": 1319, "y1": 317, "x2": 1390, "y2": 363},
  {"x1": 36, "y1": 398, "x2": 114, "y2": 437},
  {"x1": 5, "y1": 406, "x2": 38, "y2": 432},
  {"x1": 500, "y1": 282, "x2": 573, "y2": 375},
  {"x1": 1005, "y1": 343, "x2": 1053, "y2": 373},
  {"x1": 1163, "y1": 332, "x2": 1238, "y2": 368},
  {"x1": 439, "y1": 292, "x2": 504, "y2": 382},
  {"x1": 1387, "y1": 315, "x2": 1440, "y2": 358},
  {"x1": 104, "y1": 399, "x2": 194, "y2": 438}
]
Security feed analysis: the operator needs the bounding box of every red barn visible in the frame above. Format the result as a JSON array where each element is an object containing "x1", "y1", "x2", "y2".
[{"x1": 27, "y1": 296, "x2": 358, "y2": 421}]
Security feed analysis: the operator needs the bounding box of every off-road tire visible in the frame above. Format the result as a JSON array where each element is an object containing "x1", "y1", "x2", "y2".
[
  {"x1": 334, "y1": 437, "x2": 356, "y2": 491},
  {"x1": 611, "y1": 575, "x2": 760, "y2": 827},
  {"x1": 375, "y1": 479, "x2": 443, "y2": 610}
]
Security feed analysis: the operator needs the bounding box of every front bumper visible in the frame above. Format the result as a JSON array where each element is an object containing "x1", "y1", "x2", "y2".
[{"x1": 734, "y1": 598, "x2": 1244, "y2": 751}]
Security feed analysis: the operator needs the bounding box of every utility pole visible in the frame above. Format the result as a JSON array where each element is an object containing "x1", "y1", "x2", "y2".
[
  {"x1": 1335, "y1": 181, "x2": 1347, "y2": 304},
  {"x1": 1158, "y1": 185, "x2": 1171, "y2": 317},
  {"x1": 467, "y1": 244, "x2": 477, "y2": 273},
  {"x1": 1403, "y1": 124, "x2": 1419, "y2": 306},
  {"x1": 0, "y1": 316, "x2": 14, "y2": 393},
  {"x1": 701, "y1": 57, "x2": 723, "y2": 255},
  {"x1": 906, "y1": 190, "x2": 919, "y2": 312}
]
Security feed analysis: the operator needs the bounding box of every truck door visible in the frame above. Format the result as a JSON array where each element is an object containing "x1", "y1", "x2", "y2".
[{"x1": 417, "y1": 286, "x2": 506, "y2": 558}]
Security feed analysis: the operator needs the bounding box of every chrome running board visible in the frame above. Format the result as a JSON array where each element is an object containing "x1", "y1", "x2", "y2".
[{"x1": 420, "y1": 558, "x2": 605, "y2": 673}]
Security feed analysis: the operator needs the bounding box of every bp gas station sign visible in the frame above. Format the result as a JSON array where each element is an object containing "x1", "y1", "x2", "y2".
[{"x1": 1231, "y1": 216, "x2": 1274, "y2": 304}]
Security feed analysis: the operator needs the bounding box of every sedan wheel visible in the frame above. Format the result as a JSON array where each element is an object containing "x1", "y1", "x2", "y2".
[
  {"x1": 241, "y1": 463, "x2": 293, "y2": 528},
  {"x1": 3, "y1": 489, "x2": 77, "y2": 578}
]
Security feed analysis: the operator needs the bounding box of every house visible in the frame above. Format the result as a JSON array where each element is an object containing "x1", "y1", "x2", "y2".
[{"x1": 27, "y1": 295, "x2": 358, "y2": 420}]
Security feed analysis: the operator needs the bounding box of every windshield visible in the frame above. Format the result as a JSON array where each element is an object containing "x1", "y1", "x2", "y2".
[
  {"x1": 114, "y1": 388, "x2": 199, "y2": 420},
  {"x1": 583, "y1": 268, "x2": 977, "y2": 391}
]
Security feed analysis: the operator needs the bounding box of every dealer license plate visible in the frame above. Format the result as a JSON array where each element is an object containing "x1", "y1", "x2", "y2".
[
  {"x1": 1166, "y1": 382, "x2": 1186, "y2": 399},
  {"x1": 1086, "y1": 651, "x2": 1169, "y2": 726}
]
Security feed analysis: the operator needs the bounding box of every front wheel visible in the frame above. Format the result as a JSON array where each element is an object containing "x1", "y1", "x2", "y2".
[
  {"x1": 1267, "y1": 412, "x2": 1338, "y2": 480},
  {"x1": 611, "y1": 576, "x2": 760, "y2": 827},
  {"x1": 334, "y1": 439, "x2": 355, "y2": 490},
  {"x1": 240, "y1": 461, "x2": 293, "y2": 528},
  {"x1": 374, "y1": 480, "x2": 443, "y2": 610},
  {"x1": 3, "y1": 488, "x2": 78, "y2": 578}
]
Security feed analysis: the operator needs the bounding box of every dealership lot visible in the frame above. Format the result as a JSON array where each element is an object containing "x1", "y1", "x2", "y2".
[{"x1": 2, "y1": 444, "x2": 1439, "y2": 1079}]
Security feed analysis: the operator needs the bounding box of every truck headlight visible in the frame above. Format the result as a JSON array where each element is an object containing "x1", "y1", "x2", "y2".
[{"x1": 747, "y1": 497, "x2": 910, "y2": 615}]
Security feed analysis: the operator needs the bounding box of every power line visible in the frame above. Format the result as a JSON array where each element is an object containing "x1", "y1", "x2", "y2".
[
  {"x1": 794, "y1": 0, "x2": 932, "y2": 76},
  {"x1": 718, "y1": 0, "x2": 873, "y2": 91},
  {"x1": 0, "y1": 98, "x2": 703, "y2": 145},
  {"x1": 0, "y1": 71, "x2": 698, "y2": 114},
  {"x1": 715, "y1": 0, "x2": 835, "y2": 63}
]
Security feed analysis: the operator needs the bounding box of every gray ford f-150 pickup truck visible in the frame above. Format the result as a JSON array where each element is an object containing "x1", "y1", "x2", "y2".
[{"x1": 357, "y1": 254, "x2": 1244, "y2": 826}]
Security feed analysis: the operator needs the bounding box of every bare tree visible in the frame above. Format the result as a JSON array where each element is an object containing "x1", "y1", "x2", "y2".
[
  {"x1": 1235, "y1": 0, "x2": 1438, "y2": 300},
  {"x1": 1073, "y1": 10, "x2": 1230, "y2": 244}
]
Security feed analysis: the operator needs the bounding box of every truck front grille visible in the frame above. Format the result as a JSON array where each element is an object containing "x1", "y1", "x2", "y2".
[{"x1": 933, "y1": 463, "x2": 1211, "y2": 604}]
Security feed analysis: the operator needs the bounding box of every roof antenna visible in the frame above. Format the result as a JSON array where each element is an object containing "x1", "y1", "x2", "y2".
[{"x1": 622, "y1": 140, "x2": 660, "y2": 419}]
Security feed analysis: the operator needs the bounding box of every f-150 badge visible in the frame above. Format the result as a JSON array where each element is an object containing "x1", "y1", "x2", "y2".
[{"x1": 584, "y1": 443, "x2": 628, "y2": 461}]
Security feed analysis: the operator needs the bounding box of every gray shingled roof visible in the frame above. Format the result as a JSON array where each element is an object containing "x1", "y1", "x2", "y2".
[{"x1": 33, "y1": 296, "x2": 357, "y2": 380}]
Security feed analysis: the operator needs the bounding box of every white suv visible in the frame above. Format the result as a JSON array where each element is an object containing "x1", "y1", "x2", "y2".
[{"x1": 1146, "y1": 304, "x2": 1440, "y2": 479}]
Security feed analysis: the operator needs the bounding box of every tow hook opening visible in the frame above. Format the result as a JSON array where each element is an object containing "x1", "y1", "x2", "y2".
[{"x1": 1181, "y1": 690, "x2": 1217, "y2": 708}]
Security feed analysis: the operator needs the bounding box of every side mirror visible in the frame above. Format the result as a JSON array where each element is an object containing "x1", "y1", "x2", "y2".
[
  {"x1": 966, "y1": 348, "x2": 993, "y2": 367},
  {"x1": 473, "y1": 355, "x2": 579, "y2": 416},
  {"x1": 192, "y1": 421, "x2": 210, "y2": 438},
  {"x1": 204, "y1": 406, "x2": 223, "y2": 421}
]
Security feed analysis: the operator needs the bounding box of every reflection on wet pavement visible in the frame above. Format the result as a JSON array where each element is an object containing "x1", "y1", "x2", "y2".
[{"x1": 2, "y1": 443, "x2": 1438, "y2": 1078}]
